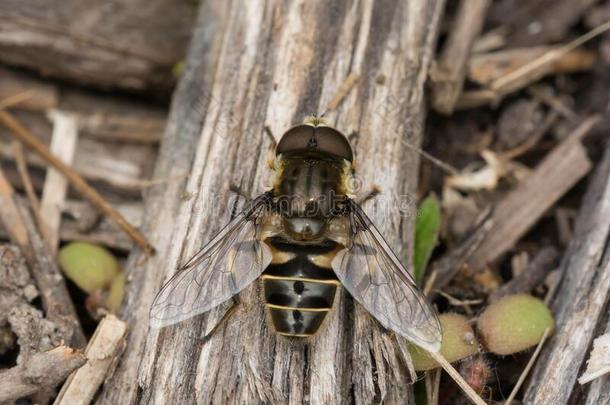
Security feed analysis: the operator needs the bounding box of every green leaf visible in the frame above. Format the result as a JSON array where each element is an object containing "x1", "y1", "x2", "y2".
[
  {"x1": 413, "y1": 194, "x2": 441, "y2": 285},
  {"x1": 58, "y1": 242, "x2": 120, "y2": 293}
]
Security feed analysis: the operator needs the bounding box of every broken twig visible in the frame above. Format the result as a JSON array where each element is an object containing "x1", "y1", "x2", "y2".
[
  {"x1": 524, "y1": 138, "x2": 610, "y2": 403},
  {"x1": 0, "y1": 167, "x2": 86, "y2": 347},
  {"x1": 491, "y1": 21, "x2": 610, "y2": 95},
  {"x1": 428, "y1": 208, "x2": 493, "y2": 295},
  {"x1": 505, "y1": 328, "x2": 551, "y2": 405},
  {"x1": 431, "y1": 0, "x2": 490, "y2": 114},
  {"x1": 427, "y1": 350, "x2": 487, "y2": 405},
  {"x1": 0, "y1": 346, "x2": 86, "y2": 403},
  {"x1": 55, "y1": 315, "x2": 127, "y2": 405},
  {"x1": 489, "y1": 246, "x2": 559, "y2": 302},
  {"x1": 12, "y1": 141, "x2": 50, "y2": 243},
  {"x1": 40, "y1": 110, "x2": 79, "y2": 253},
  {"x1": 0, "y1": 109, "x2": 155, "y2": 255},
  {"x1": 466, "y1": 117, "x2": 597, "y2": 271}
]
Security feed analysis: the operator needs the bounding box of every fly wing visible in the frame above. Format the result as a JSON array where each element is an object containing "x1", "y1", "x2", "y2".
[
  {"x1": 149, "y1": 193, "x2": 273, "y2": 328},
  {"x1": 331, "y1": 199, "x2": 442, "y2": 352}
]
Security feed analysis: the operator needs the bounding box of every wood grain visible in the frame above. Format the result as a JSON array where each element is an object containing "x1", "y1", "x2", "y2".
[
  {"x1": 430, "y1": 0, "x2": 490, "y2": 114},
  {"x1": 465, "y1": 118, "x2": 594, "y2": 271},
  {"x1": 0, "y1": 346, "x2": 85, "y2": 403},
  {"x1": 40, "y1": 111, "x2": 78, "y2": 252},
  {"x1": 523, "y1": 141, "x2": 610, "y2": 404},
  {"x1": 0, "y1": 168, "x2": 86, "y2": 348},
  {"x1": 97, "y1": 0, "x2": 444, "y2": 404},
  {"x1": 0, "y1": 0, "x2": 196, "y2": 93},
  {"x1": 55, "y1": 315, "x2": 128, "y2": 405},
  {"x1": 583, "y1": 311, "x2": 610, "y2": 405}
]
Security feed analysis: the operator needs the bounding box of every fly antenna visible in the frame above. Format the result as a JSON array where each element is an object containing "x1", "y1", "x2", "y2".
[{"x1": 324, "y1": 72, "x2": 360, "y2": 113}]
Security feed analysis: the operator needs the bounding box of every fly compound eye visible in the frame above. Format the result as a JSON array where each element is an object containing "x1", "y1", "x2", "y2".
[{"x1": 276, "y1": 124, "x2": 354, "y2": 162}]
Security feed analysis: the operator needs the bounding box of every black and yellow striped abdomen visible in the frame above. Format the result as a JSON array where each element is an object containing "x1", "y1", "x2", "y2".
[{"x1": 262, "y1": 237, "x2": 341, "y2": 337}]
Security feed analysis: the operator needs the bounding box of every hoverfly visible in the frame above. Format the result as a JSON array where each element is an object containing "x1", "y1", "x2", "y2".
[{"x1": 150, "y1": 118, "x2": 442, "y2": 352}]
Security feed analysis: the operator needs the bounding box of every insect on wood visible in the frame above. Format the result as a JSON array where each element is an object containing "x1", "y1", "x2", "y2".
[{"x1": 150, "y1": 117, "x2": 442, "y2": 352}]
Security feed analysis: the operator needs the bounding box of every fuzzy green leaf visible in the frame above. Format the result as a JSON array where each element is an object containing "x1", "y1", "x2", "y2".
[
  {"x1": 58, "y1": 242, "x2": 120, "y2": 293},
  {"x1": 413, "y1": 194, "x2": 441, "y2": 285}
]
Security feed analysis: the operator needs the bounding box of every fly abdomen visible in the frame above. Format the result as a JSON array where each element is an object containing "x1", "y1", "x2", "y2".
[{"x1": 262, "y1": 237, "x2": 341, "y2": 337}]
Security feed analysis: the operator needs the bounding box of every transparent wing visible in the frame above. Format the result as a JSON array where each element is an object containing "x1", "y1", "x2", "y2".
[
  {"x1": 331, "y1": 199, "x2": 442, "y2": 352},
  {"x1": 149, "y1": 193, "x2": 272, "y2": 328}
]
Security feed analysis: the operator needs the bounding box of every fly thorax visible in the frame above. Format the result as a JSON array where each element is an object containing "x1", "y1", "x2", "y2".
[{"x1": 283, "y1": 217, "x2": 328, "y2": 242}]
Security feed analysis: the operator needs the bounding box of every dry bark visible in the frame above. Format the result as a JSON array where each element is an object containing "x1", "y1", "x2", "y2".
[
  {"x1": 583, "y1": 310, "x2": 610, "y2": 405},
  {"x1": 523, "y1": 141, "x2": 610, "y2": 404},
  {"x1": 0, "y1": 168, "x2": 86, "y2": 348},
  {"x1": 0, "y1": 110, "x2": 155, "y2": 254},
  {"x1": 0, "y1": 200, "x2": 140, "y2": 252},
  {"x1": 430, "y1": 0, "x2": 490, "y2": 114},
  {"x1": 0, "y1": 68, "x2": 163, "y2": 198},
  {"x1": 55, "y1": 315, "x2": 128, "y2": 405},
  {"x1": 0, "y1": 0, "x2": 197, "y2": 93},
  {"x1": 0, "y1": 245, "x2": 37, "y2": 322},
  {"x1": 97, "y1": 0, "x2": 445, "y2": 404},
  {"x1": 0, "y1": 346, "x2": 86, "y2": 403},
  {"x1": 465, "y1": 118, "x2": 595, "y2": 272}
]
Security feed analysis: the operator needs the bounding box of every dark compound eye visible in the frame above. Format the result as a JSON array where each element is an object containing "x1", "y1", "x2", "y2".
[{"x1": 276, "y1": 124, "x2": 353, "y2": 162}]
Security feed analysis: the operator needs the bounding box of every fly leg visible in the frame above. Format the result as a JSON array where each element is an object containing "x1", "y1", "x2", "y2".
[
  {"x1": 264, "y1": 125, "x2": 277, "y2": 169},
  {"x1": 202, "y1": 296, "x2": 241, "y2": 339},
  {"x1": 229, "y1": 183, "x2": 251, "y2": 200},
  {"x1": 356, "y1": 184, "x2": 381, "y2": 206},
  {"x1": 228, "y1": 182, "x2": 253, "y2": 219},
  {"x1": 347, "y1": 131, "x2": 359, "y2": 144}
]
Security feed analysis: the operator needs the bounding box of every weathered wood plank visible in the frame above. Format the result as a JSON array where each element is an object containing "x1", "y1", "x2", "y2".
[
  {"x1": 98, "y1": 1, "x2": 444, "y2": 403},
  {"x1": 465, "y1": 118, "x2": 594, "y2": 272},
  {"x1": 0, "y1": 0, "x2": 196, "y2": 93},
  {"x1": 523, "y1": 141, "x2": 610, "y2": 404}
]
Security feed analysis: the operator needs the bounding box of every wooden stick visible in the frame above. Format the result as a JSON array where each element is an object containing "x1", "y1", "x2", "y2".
[
  {"x1": 425, "y1": 368, "x2": 441, "y2": 405},
  {"x1": 489, "y1": 247, "x2": 559, "y2": 302},
  {"x1": 55, "y1": 315, "x2": 127, "y2": 405},
  {"x1": 427, "y1": 351, "x2": 486, "y2": 405},
  {"x1": 401, "y1": 139, "x2": 460, "y2": 176},
  {"x1": 430, "y1": 0, "x2": 490, "y2": 114},
  {"x1": 0, "y1": 167, "x2": 86, "y2": 347},
  {"x1": 527, "y1": 86, "x2": 577, "y2": 121},
  {"x1": 12, "y1": 141, "x2": 50, "y2": 242},
  {"x1": 499, "y1": 110, "x2": 559, "y2": 160},
  {"x1": 523, "y1": 137, "x2": 610, "y2": 403},
  {"x1": 0, "y1": 90, "x2": 35, "y2": 110},
  {"x1": 427, "y1": 208, "x2": 493, "y2": 295},
  {"x1": 466, "y1": 117, "x2": 597, "y2": 271},
  {"x1": 40, "y1": 110, "x2": 79, "y2": 253},
  {"x1": 490, "y1": 21, "x2": 610, "y2": 95},
  {"x1": 0, "y1": 109, "x2": 155, "y2": 255},
  {"x1": 0, "y1": 346, "x2": 86, "y2": 403},
  {"x1": 505, "y1": 328, "x2": 551, "y2": 405}
]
